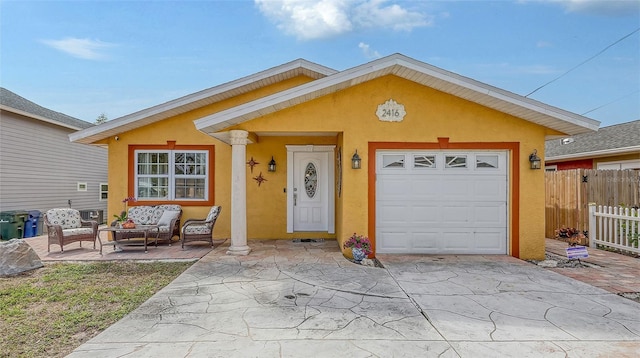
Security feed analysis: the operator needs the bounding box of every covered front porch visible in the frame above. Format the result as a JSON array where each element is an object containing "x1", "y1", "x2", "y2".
[{"x1": 208, "y1": 129, "x2": 347, "y2": 256}]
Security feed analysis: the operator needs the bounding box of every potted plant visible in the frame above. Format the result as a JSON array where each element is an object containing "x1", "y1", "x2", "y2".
[
  {"x1": 343, "y1": 233, "x2": 372, "y2": 264},
  {"x1": 114, "y1": 197, "x2": 136, "y2": 228}
]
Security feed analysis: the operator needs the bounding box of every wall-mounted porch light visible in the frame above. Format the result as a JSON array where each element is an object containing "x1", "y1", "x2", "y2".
[
  {"x1": 351, "y1": 150, "x2": 362, "y2": 169},
  {"x1": 529, "y1": 149, "x2": 542, "y2": 170},
  {"x1": 268, "y1": 156, "x2": 276, "y2": 172}
]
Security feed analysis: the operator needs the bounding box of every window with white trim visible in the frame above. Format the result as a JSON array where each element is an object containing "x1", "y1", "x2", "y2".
[
  {"x1": 99, "y1": 183, "x2": 108, "y2": 201},
  {"x1": 135, "y1": 150, "x2": 208, "y2": 201}
]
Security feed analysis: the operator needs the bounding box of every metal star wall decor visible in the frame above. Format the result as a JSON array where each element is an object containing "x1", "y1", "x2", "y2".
[
  {"x1": 247, "y1": 156, "x2": 259, "y2": 173},
  {"x1": 253, "y1": 172, "x2": 267, "y2": 186}
]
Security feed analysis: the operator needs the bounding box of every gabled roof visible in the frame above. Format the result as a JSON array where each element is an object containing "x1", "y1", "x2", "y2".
[
  {"x1": 0, "y1": 87, "x2": 93, "y2": 130},
  {"x1": 194, "y1": 53, "x2": 600, "y2": 136},
  {"x1": 70, "y1": 54, "x2": 600, "y2": 145},
  {"x1": 546, "y1": 120, "x2": 640, "y2": 161},
  {"x1": 70, "y1": 59, "x2": 337, "y2": 144}
]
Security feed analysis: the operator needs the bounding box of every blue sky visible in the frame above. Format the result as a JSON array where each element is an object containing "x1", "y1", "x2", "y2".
[{"x1": 1, "y1": 0, "x2": 639, "y2": 128}]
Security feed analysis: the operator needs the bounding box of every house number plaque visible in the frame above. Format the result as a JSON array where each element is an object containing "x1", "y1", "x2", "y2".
[{"x1": 376, "y1": 99, "x2": 406, "y2": 122}]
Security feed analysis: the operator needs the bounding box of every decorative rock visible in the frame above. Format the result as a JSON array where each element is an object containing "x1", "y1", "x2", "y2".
[
  {"x1": 537, "y1": 260, "x2": 558, "y2": 268},
  {"x1": 0, "y1": 239, "x2": 43, "y2": 276}
]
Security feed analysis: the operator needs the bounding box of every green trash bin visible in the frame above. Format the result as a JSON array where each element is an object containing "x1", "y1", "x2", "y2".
[{"x1": 0, "y1": 210, "x2": 28, "y2": 240}]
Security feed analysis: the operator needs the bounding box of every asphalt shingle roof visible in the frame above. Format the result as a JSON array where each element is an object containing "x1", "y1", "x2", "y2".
[
  {"x1": 545, "y1": 120, "x2": 640, "y2": 158},
  {"x1": 0, "y1": 87, "x2": 94, "y2": 129}
]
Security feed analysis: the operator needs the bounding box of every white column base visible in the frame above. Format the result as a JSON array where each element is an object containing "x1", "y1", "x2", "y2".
[{"x1": 226, "y1": 245, "x2": 252, "y2": 256}]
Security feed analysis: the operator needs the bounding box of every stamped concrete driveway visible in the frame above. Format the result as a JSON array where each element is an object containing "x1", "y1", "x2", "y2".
[{"x1": 69, "y1": 240, "x2": 640, "y2": 357}]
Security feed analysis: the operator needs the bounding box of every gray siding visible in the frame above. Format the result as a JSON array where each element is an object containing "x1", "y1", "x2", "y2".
[{"x1": 0, "y1": 111, "x2": 107, "y2": 217}]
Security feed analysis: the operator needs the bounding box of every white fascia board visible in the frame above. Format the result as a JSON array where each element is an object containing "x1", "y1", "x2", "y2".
[
  {"x1": 394, "y1": 56, "x2": 599, "y2": 133},
  {"x1": 196, "y1": 54, "x2": 600, "y2": 134},
  {"x1": 70, "y1": 59, "x2": 337, "y2": 143},
  {"x1": 546, "y1": 145, "x2": 640, "y2": 162},
  {"x1": 196, "y1": 56, "x2": 409, "y2": 131},
  {"x1": 1, "y1": 105, "x2": 85, "y2": 131}
]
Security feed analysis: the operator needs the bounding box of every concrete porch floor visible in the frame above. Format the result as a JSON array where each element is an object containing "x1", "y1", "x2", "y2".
[{"x1": 23, "y1": 228, "x2": 218, "y2": 262}]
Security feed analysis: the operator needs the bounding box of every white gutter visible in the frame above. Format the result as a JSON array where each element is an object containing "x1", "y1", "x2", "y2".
[{"x1": 546, "y1": 145, "x2": 640, "y2": 162}]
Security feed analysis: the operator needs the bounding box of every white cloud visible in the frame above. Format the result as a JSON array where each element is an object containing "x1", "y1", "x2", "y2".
[
  {"x1": 41, "y1": 37, "x2": 116, "y2": 60},
  {"x1": 255, "y1": 0, "x2": 431, "y2": 40},
  {"x1": 353, "y1": 0, "x2": 433, "y2": 31},
  {"x1": 549, "y1": 0, "x2": 640, "y2": 16},
  {"x1": 358, "y1": 42, "x2": 381, "y2": 59}
]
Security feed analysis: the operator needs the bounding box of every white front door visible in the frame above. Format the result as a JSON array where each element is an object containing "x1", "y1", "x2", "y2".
[{"x1": 286, "y1": 145, "x2": 335, "y2": 233}]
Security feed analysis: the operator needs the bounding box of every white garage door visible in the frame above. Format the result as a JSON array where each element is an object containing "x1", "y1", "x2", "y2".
[{"x1": 376, "y1": 150, "x2": 508, "y2": 254}]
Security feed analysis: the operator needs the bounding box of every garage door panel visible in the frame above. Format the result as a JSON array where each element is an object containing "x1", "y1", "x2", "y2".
[
  {"x1": 378, "y1": 203, "x2": 410, "y2": 225},
  {"x1": 411, "y1": 177, "x2": 442, "y2": 198},
  {"x1": 441, "y1": 231, "x2": 474, "y2": 250},
  {"x1": 378, "y1": 177, "x2": 411, "y2": 198},
  {"x1": 442, "y1": 205, "x2": 471, "y2": 225},
  {"x1": 378, "y1": 231, "x2": 410, "y2": 251},
  {"x1": 377, "y1": 150, "x2": 508, "y2": 255},
  {"x1": 473, "y1": 204, "x2": 506, "y2": 226},
  {"x1": 475, "y1": 230, "x2": 507, "y2": 250},
  {"x1": 441, "y1": 178, "x2": 472, "y2": 199},
  {"x1": 472, "y1": 178, "x2": 507, "y2": 201},
  {"x1": 411, "y1": 205, "x2": 440, "y2": 223},
  {"x1": 411, "y1": 231, "x2": 441, "y2": 250}
]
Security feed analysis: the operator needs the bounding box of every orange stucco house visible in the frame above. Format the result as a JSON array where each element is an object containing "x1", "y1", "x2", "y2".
[{"x1": 70, "y1": 54, "x2": 599, "y2": 260}]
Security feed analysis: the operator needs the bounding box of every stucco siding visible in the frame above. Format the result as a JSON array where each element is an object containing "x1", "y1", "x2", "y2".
[{"x1": 0, "y1": 111, "x2": 107, "y2": 215}]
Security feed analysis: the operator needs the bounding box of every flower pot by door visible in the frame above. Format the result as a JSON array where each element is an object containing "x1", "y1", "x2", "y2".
[{"x1": 351, "y1": 247, "x2": 366, "y2": 264}]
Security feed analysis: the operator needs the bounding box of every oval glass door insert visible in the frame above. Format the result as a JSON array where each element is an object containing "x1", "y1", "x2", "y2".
[{"x1": 304, "y1": 162, "x2": 318, "y2": 198}]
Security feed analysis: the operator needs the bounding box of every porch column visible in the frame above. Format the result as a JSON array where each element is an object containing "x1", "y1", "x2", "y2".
[{"x1": 227, "y1": 130, "x2": 251, "y2": 255}]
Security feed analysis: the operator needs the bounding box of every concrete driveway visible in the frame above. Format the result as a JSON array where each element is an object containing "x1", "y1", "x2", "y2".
[{"x1": 68, "y1": 240, "x2": 640, "y2": 357}]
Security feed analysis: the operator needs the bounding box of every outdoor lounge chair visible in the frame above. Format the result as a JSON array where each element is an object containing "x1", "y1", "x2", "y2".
[
  {"x1": 181, "y1": 206, "x2": 221, "y2": 249},
  {"x1": 44, "y1": 208, "x2": 98, "y2": 252}
]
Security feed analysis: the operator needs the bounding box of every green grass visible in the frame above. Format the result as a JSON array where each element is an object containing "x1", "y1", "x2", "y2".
[{"x1": 0, "y1": 261, "x2": 193, "y2": 358}]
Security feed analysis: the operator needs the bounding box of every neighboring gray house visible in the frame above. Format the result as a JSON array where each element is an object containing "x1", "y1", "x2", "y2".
[
  {"x1": 0, "y1": 87, "x2": 108, "y2": 226},
  {"x1": 545, "y1": 119, "x2": 640, "y2": 171}
]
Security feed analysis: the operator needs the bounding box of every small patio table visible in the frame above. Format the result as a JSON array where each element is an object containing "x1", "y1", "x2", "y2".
[{"x1": 97, "y1": 225, "x2": 160, "y2": 254}]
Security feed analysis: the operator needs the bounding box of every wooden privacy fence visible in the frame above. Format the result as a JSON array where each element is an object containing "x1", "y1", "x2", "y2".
[{"x1": 545, "y1": 169, "x2": 640, "y2": 240}]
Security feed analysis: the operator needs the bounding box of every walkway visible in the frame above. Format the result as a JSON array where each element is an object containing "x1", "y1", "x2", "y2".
[{"x1": 545, "y1": 238, "x2": 640, "y2": 295}]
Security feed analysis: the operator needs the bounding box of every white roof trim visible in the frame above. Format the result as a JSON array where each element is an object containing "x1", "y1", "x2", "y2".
[
  {"x1": 195, "y1": 54, "x2": 599, "y2": 135},
  {"x1": 1, "y1": 105, "x2": 85, "y2": 131},
  {"x1": 70, "y1": 59, "x2": 337, "y2": 144},
  {"x1": 546, "y1": 145, "x2": 640, "y2": 162}
]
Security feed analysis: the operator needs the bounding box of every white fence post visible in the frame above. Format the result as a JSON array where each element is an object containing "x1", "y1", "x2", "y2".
[{"x1": 588, "y1": 203, "x2": 596, "y2": 249}]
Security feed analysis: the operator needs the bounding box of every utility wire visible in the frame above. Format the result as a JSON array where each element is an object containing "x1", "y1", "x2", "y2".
[
  {"x1": 581, "y1": 89, "x2": 640, "y2": 116},
  {"x1": 525, "y1": 27, "x2": 640, "y2": 98}
]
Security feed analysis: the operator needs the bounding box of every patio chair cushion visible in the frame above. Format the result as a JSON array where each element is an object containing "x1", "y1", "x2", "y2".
[
  {"x1": 157, "y1": 210, "x2": 180, "y2": 228},
  {"x1": 206, "y1": 206, "x2": 221, "y2": 223},
  {"x1": 157, "y1": 226, "x2": 172, "y2": 233},
  {"x1": 62, "y1": 227, "x2": 95, "y2": 237},
  {"x1": 45, "y1": 209, "x2": 82, "y2": 230},
  {"x1": 127, "y1": 206, "x2": 163, "y2": 225},
  {"x1": 183, "y1": 224, "x2": 211, "y2": 235}
]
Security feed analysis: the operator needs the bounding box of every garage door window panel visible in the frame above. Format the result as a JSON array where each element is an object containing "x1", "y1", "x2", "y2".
[
  {"x1": 445, "y1": 155, "x2": 467, "y2": 168},
  {"x1": 382, "y1": 154, "x2": 405, "y2": 169},
  {"x1": 476, "y1": 155, "x2": 499, "y2": 169},
  {"x1": 414, "y1": 155, "x2": 436, "y2": 168}
]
